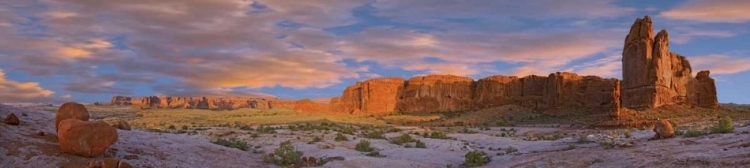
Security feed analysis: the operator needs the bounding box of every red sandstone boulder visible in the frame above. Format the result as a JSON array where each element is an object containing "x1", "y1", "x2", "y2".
[
  {"x1": 652, "y1": 119, "x2": 675, "y2": 139},
  {"x1": 55, "y1": 102, "x2": 90, "y2": 132},
  {"x1": 58, "y1": 119, "x2": 118, "y2": 157},
  {"x1": 4, "y1": 113, "x2": 19, "y2": 125}
]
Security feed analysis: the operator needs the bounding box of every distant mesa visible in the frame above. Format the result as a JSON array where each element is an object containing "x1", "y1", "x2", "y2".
[
  {"x1": 110, "y1": 95, "x2": 296, "y2": 110},
  {"x1": 109, "y1": 16, "x2": 719, "y2": 117}
]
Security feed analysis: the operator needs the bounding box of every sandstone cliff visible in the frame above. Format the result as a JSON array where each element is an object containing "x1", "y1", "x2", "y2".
[
  {"x1": 621, "y1": 16, "x2": 718, "y2": 109},
  {"x1": 329, "y1": 16, "x2": 717, "y2": 116}
]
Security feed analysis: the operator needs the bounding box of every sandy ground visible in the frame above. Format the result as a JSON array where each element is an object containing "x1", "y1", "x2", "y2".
[{"x1": 2, "y1": 104, "x2": 750, "y2": 168}]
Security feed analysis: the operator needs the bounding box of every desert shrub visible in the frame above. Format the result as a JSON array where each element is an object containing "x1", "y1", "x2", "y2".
[
  {"x1": 599, "y1": 141, "x2": 613, "y2": 148},
  {"x1": 624, "y1": 129, "x2": 632, "y2": 138},
  {"x1": 711, "y1": 116, "x2": 734, "y2": 134},
  {"x1": 366, "y1": 151, "x2": 385, "y2": 157},
  {"x1": 263, "y1": 140, "x2": 304, "y2": 166},
  {"x1": 258, "y1": 125, "x2": 277, "y2": 134},
  {"x1": 391, "y1": 134, "x2": 414, "y2": 145},
  {"x1": 364, "y1": 130, "x2": 385, "y2": 139},
  {"x1": 683, "y1": 129, "x2": 704, "y2": 137},
  {"x1": 429, "y1": 132, "x2": 450, "y2": 139},
  {"x1": 355, "y1": 140, "x2": 375, "y2": 152},
  {"x1": 415, "y1": 140, "x2": 427, "y2": 148},
  {"x1": 238, "y1": 124, "x2": 253, "y2": 131},
  {"x1": 335, "y1": 133, "x2": 349, "y2": 141},
  {"x1": 308, "y1": 136, "x2": 322, "y2": 144},
  {"x1": 504, "y1": 146, "x2": 518, "y2": 154},
  {"x1": 577, "y1": 134, "x2": 591, "y2": 144},
  {"x1": 168, "y1": 125, "x2": 176, "y2": 130},
  {"x1": 250, "y1": 133, "x2": 260, "y2": 138},
  {"x1": 181, "y1": 125, "x2": 188, "y2": 130},
  {"x1": 212, "y1": 137, "x2": 248, "y2": 151},
  {"x1": 566, "y1": 144, "x2": 576, "y2": 150},
  {"x1": 464, "y1": 151, "x2": 490, "y2": 167}
]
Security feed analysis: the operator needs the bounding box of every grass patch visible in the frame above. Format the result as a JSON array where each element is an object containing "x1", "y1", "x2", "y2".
[{"x1": 211, "y1": 137, "x2": 248, "y2": 151}]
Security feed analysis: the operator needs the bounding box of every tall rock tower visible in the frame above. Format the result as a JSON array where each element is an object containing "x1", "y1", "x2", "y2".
[{"x1": 621, "y1": 16, "x2": 718, "y2": 109}]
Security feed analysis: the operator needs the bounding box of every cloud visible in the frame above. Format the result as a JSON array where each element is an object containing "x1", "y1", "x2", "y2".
[
  {"x1": 373, "y1": 0, "x2": 634, "y2": 19},
  {"x1": 0, "y1": 69, "x2": 55, "y2": 102},
  {"x1": 670, "y1": 28, "x2": 738, "y2": 44},
  {"x1": 661, "y1": 0, "x2": 750, "y2": 23},
  {"x1": 153, "y1": 83, "x2": 276, "y2": 98},
  {"x1": 564, "y1": 54, "x2": 622, "y2": 78},
  {"x1": 690, "y1": 54, "x2": 750, "y2": 75}
]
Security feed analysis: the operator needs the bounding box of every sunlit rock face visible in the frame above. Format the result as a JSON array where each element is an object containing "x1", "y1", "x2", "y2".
[
  {"x1": 621, "y1": 16, "x2": 718, "y2": 110},
  {"x1": 330, "y1": 16, "x2": 717, "y2": 116}
]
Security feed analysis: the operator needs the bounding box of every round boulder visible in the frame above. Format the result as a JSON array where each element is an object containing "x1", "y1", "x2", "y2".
[
  {"x1": 55, "y1": 102, "x2": 90, "y2": 132},
  {"x1": 653, "y1": 119, "x2": 675, "y2": 139},
  {"x1": 4, "y1": 113, "x2": 20, "y2": 125},
  {"x1": 58, "y1": 119, "x2": 118, "y2": 157}
]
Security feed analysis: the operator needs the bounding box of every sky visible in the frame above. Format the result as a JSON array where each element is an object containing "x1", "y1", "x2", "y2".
[{"x1": 0, "y1": 0, "x2": 749, "y2": 104}]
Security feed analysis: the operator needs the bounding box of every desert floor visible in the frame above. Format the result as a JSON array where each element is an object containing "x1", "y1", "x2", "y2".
[{"x1": 2, "y1": 104, "x2": 750, "y2": 168}]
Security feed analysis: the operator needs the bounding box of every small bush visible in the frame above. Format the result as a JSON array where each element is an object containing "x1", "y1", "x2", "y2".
[
  {"x1": 391, "y1": 134, "x2": 414, "y2": 145},
  {"x1": 504, "y1": 146, "x2": 518, "y2": 154},
  {"x1": 464, "y1": 151, "x2": 490, "y2": 167},
  {"x1": 309, "y1": 136, "x2": 322, "y2": 144},
  {"x1": 566, "y1": 144, "x2": 576, "y2": 150},
  {"x1": 429, "y1": 132, "x2": 450, "y2": 139},
  {"x1": 263, "y1": 140, "x2": 303, "y2": 166},
  {"x1": 415, "y1": 140, "x2": 427, "y2": 148},
  {"x1": 168, "y1": 125, "x2": 176, "y2": 130},
  {"x1": 577, "y1": 134, "x2": 590, "y2": 144},
  {"x1": 711, "y1": 116, "x2": 734, "y2": 134},
  {"x1": 212, "y1": 137, "x2": 248, "y2": 151},
  {"x1": 683, "y1": 129, "x2": 704, "y2": 137},
  {"x1": 258, "y1": 125, "x2": 277, "y2": 134},
  {"x1": 335, "y1": 133, "x2": 349, "y2": 141},
  {"x1": 355, "y1": 140, "x2": 375, "y2": 152},
  {"x1": 364, "y1": 130, "x2": 385, "y2": 139},
  {"x1": 624, "y1": 129, "x2": 632, "y2": 138}
]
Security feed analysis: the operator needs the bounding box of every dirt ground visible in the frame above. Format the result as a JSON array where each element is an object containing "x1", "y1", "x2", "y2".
[{"x1": 2, "y1": 104, "x2": 750, "y2": 168}]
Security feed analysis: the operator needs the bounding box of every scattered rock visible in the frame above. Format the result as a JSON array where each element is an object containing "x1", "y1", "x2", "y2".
[
  {"x1": 37, "y1": 131, "x2": 45, "y2": 136},
  {"x1": 21, "y1": 113, "x2": 27, "y2": 116},
  {"x1": 4, "y1": 113, "x2": 20, "y2": 125},
  {"x1": 55, "y1": 102, "x2": 90, "y2": 132},
  {"x1": 102, "y1": 117, "x2": 132, "y2": 131},
  {"x1": 652, "y1": 119, "x2": 675, "y2": 139},
  {"x1": 58, "y1": 119, "x2": 118, "y2": 157}
]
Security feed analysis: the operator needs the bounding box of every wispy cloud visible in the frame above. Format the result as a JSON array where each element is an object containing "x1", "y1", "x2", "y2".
[
  {"x1": 691, "y1": 54, "x2": 750, "y2": 75},
  {"x1": 0, "y1": 69, "x2": 55, "y2": 102},
  {"x1": 661, "y1": 0, "x2": 750, "y2": 23}
]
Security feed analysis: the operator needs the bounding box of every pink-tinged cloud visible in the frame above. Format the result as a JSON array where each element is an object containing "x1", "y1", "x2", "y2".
[
  {"x1": 0, "y1": 69, "x2": 55, "y2": 103},
  {"x1": 670, "y1": 28, "x2": 737, "y2": 44},
  {"x1": 690, "y1": 54, "x2": 750, "y2": 75},
  {"x1": 564, "y1": 54, "x2": 622, "y2": 78},
  {"x1": 661, "y1": 0, "x2": 750, "y2": 23}
]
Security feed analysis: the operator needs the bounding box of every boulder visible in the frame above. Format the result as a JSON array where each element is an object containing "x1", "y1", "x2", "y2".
[
  {"x1": 4, "y1": 113, "x2": 19, "y2": 125},
  {"x1": 57, "y1": 119, "x2": 118, "y2": 157},
  {"x1": 55, "y1": 102, "x2": 90, "y2": 132},
  {"x1": 653, "y1": 119, "x2": 675, "y2": 139}
]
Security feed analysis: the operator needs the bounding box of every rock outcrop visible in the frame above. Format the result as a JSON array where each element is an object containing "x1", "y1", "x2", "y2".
[
  {"x1": 55, "y1": 102, "x2": 90, "y2": 132},
  {"x1": 111, "y1": 96, "x2": 297, "y2": 110},
  {"x1": 621, "y1": 16, "x2": 718, "y2": 109},
  {"x1": 329, "y1": 16, "x2": 717, "y2": 115},
  {"x1": 4, "y1": 113, "x2": 19, "y2": 125},
  {"x1": 331, "y1": 73, "x2": 621, "y2": 116},
  {"x1": 294, "y1": 99, "x2": 330, "y2": 113},
  {"x1": 57, "y1": 119, "x2": 118, "y2": 157}
]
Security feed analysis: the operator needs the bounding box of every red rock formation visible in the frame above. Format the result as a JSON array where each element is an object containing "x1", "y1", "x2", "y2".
[
  {"x1": 330, "y1": 77, "x2": 404, "y2": 114},
  {"x1": 293, "y1": 99, "x2": 329, "y2": 113},
  {"x1": 111, "y1": 96, "x2": 296, "y2": 110},
  {"x1": 621, "y1": 16, "x2": 718, "y2": 109},
  {"x1": 57, "y1": 119, "x2": 118, "y2": 157},
  {"x1": 397, "y1": 75, "x2": 474, "y2": 113},
  {"x1": 55, "y1": 102, "x2": 90, "y2": 132},
  {"x1": 691, "y1": 71, "x2": 719, "y2": 108}
]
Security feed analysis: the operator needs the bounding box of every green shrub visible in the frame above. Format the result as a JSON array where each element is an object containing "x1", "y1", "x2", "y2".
[
  {"x1": 335, "y1": 133, "x2": 349, "y2": 141},
  {"x1": 624, "y1": 129, "x2": 632, "y2": 138},
  {"x1": 415, "y1": 140, "x2": 427, "y2": 148},
  {"x1": 683, "y1": 129, "x2": 704, "y2": 137},
  {"x1": 577, "y1": 134, "x2": 590, "y2": 144},
  {"x1": 711, "y1": 116, "x2": 734, "y2": 134},
  {"x1": 262, "y1": 140, "x2": 303, "y2": 166},
  {"x1": 429, "y1": 132, "x2": 450, "y2": 139},
  {"x1": 364, "y1": 130, "x2": 385, "y2": 139},
  {"x1": 355, "y1": 140, "x2": 375, "y2": 152},
  {"x1": 211, "y1": 137, "x2": 248, "y2": 151},
  {"x1": 391, "y1": 134, "x2": 414, "y2": 145},
  {"x1": 464, "y1": 151, "x2": 491, "y2": 167}
]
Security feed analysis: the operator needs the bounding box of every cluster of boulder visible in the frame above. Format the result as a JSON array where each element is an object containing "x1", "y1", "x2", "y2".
[
  {"x1": 325, "y1": 16, "x2": 718, "y2": 117},
  {"x1": 55, "y1": 102, "x2": 119, "y2": 157},
  {"x1": 110, "y1": 96, "x2": 297, "y2": 110}
]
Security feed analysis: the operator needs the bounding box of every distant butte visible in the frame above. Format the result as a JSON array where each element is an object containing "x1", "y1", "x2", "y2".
[{"x1": 109, "y1": 16, "x2": 719, "y2": 117}]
